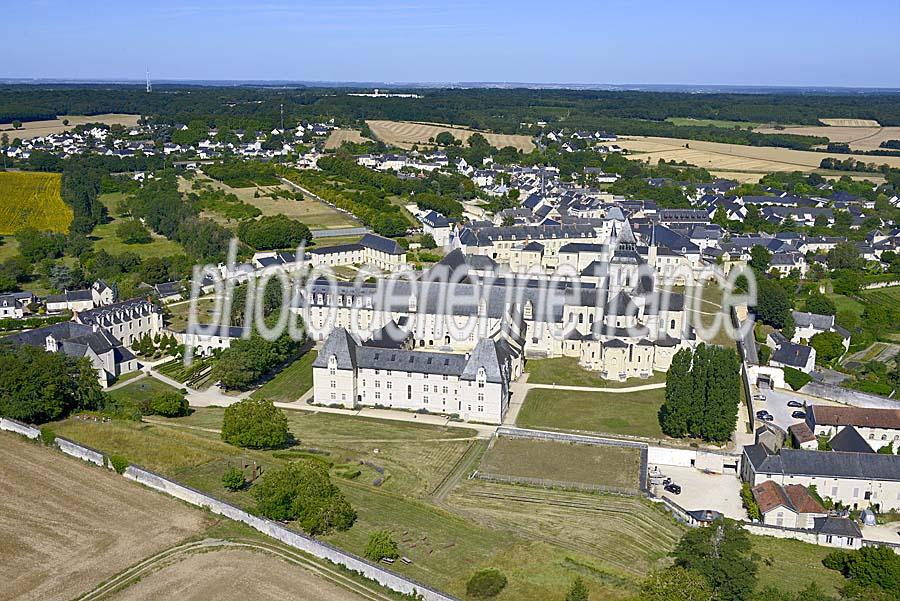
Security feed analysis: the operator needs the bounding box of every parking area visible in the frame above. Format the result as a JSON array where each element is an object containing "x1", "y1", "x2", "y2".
[
  {"x1": 752, "y1": 387, "x2": 815, "y2": 432},
  {"x1": 649, "y1": 464, "x2": 745, "y2": 519}
]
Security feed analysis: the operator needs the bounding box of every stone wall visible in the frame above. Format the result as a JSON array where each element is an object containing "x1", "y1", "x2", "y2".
[
  {"x1": 800, "y1": 381, "x2": 900, "y2": 409},
  {"x1": 0, "y1": 417, "x2": 40, "y2": 439},
  {"x1": 55, "y1": 436, "x2": 106, "y2": 466},
  {"x1": 124, "y1": 466, "x2": 459, "y2": 601}
]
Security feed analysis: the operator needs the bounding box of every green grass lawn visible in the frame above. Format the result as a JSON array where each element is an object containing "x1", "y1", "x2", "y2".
[
  {"x1": 164, "y1": 297, "x2": 220, "y2": 332},
  {"x1": 107, "y1": 376, "x2": 184, "y2": 406},
  {"x1": 479, "y1": 436, "x2": 641, "y2": 491},
  {"x1": 251, "y1": 350, "x2": 317, "y2": 402},
  {"x1": 825, "y1": 292, "x2": 864, "y2": 319},
  {"x1": 517, "y1": 387, "x2": 666, "y2": 439},
  {"x1": 0, "y1": 236, "x2": 19, "y2": 262},
  {"x1": 525, "y1": 357, "x2": 666, "y2": 388},
  {"x1": 751, "y1": 535, "x2": 844, "y2": 596}
]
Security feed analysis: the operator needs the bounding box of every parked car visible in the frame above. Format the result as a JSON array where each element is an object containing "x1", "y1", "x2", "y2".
[
  {"x1": 787, "y1": 400, "x2": 803, "y2": 408},
  {"x1": 753, "y1": 394, "x2": 766, "y2": 401},
  {"x1": 756, "y1": 410, "x2": 771, "y2": 418},
  {"x1": 791, "y1": 411, "x2": 807, "y2": 419},
  {"x1": 664, "y1": 483, "x2": 682, "y2": 495}
]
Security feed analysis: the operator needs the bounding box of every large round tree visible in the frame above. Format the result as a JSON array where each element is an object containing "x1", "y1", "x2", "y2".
[{"x1": 221, "y1": 398, "x2": 289, "y2": 449}]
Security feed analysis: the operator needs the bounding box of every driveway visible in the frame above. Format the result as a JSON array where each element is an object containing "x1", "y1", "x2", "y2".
[{"x1": 649, "y1": 464, "x2": 745, "y2": 520}]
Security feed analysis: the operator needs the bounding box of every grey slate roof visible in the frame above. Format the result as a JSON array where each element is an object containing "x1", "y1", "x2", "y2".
[
  {"x1": 813, "y1": 516, "x2": 862, "y2": 538},
  {"x1": 771, "y1": 341, "x2": 812, "y2": 368},
  {"x1": 828, "y1": 426, "x2": 874, "y2": 454},
  {"x1": 744, "y1": 443, "x2": 900, "y2": 481}
]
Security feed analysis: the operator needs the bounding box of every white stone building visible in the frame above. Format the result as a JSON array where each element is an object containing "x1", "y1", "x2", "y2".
[{"x1": 308, "y1": 233, "x2": 408, "y2": 273}]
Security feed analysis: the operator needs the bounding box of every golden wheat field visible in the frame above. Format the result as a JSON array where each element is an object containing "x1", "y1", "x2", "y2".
[
  {"x1": 818, "y1": 118, "x2": 880, "y2": 127},
  {"x1": 0, "y1": 113, "x2": 140, "y2": 140},
  {"x1": 618, "y1": 135, "x2": 900, "y2": 178},
  {"x1": 367, "y1": 120, "x2": 535, "y2": 151},
  {"x1": 323, "y1": 128, "x2": 370, "y2": 150},
  {"x1": 0, "y1": 171, "x2": 73, "y2": 235},
  {"x1": 754, "y1": 124, "x2": 900, "y2": 151}
]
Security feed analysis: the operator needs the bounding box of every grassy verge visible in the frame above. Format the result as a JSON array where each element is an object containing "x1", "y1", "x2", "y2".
[
  {"x1": 525, "y1": 357, "x2": 666, "y2": 387},
  {"x1": 108, "y1": 377, "x2": 184, "y2": 406},
  {"x1": 252, "y1": 350, "x2": 317, "y2": 402},
  {"x1": 517, "y1": 387, "x2": 666, "y2": 439}
]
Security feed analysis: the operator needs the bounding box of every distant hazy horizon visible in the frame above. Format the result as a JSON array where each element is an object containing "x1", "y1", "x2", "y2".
[{"x1": 6, "y1": 1, "x2": 900, "y2": 88}]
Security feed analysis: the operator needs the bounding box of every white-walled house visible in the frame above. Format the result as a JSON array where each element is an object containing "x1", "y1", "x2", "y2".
[
  {"x1": 74, "y1": 298, "x2": 163, "y2": 348},
  {"x1": 807, "y1": 405, "x2": 900, "y2": 451},
  {"x1": 308, "y1": 234, "x2": 408, "y2": 273},
  {"x1": 312, "y1": 327, "x2": 517, "y2": 424}
]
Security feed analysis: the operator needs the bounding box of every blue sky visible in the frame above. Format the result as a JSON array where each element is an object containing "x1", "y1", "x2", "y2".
[{"x1": 6, "y1": 1, "x2": 900, "y2": 87}]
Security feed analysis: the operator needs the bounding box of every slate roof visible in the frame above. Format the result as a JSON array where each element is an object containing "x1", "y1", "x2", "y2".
[
  {"x1": 360, "y1": 233, "x2": 405, "y2": 255},
  {"x1": 792, "y1": 311, "x2": 834, "y2": 331},
  {"x1": 810, "y1": 405, "x2": 900, "y2": 430},
  {"x1": 828, "y1": 426, "x2": 874, "y2": 454},
  {"x1": 744, "y1": 443, "x2": 900, "y2": 481},
  {"x1": 813, "y1": 516, "x2": 862, "y2": 538},
  {"x1": 77, "y1": 298, "x2": 160, "y2": 328},
  {"x1": 771, "y1": 341, "x2": 812, "y2": 368},
  {"x1": 46, "y1": 289, "x2": 93, "y2": 304}
]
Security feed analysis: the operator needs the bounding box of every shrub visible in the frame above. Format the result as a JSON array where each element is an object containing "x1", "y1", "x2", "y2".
[
  {"x1": 108, "y1": 454, "x2": 129, "y2": 474},
  {"x1": 251, "y1": 460, "x2": 356, "y2": 534},
  {"x1": 783, "y1": 366, "x2": 811, "y2": 391},
  {"x1": 465, "y1": 569, "x2": 507, "y2": 599},
  {"x1": 221, "y1": 466, "x2": 246, "y2": 491},
  {"x1": 364, "y1": 530, "x2": 400, "y2": 561},
  {"x1": 39, "y1": 426, "x2": 56, "y2": 445},
  {"x1": 221, "y1": 398, "x2": 289, "y2": 449},
  {"x1": 741, "y1": 482, "x2": 761, "y2": 521},
  {"x1": 148, "y1": 391, "x2": 190, "y2": 417}
]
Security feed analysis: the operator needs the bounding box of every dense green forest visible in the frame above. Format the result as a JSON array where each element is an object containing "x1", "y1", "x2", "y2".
[{"x1": 4, "y1": 85, "x2": 900, "y2": 149}]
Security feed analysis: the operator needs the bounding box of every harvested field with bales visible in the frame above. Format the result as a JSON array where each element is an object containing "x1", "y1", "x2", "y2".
[
  {"x1": 367, "y1": 120, "x2": 534, "y2": 151},
  {"x1": 0, "y1": 113, "x2": 140, "y2": 140},
  {"x1": 0, "y1": 432, "x2": 209, "y2": 601},
  {"x1": 0, "y1": 171, "x2": 72, "y2": 234},
  {"x1": 479, "y1": 436, "x2": 642, "y2": 492},
  {"x1": 324, "y1": 128, "x2": 371, "y2": 150},
  {"x1": 618, "y1": 135, "x2": 900, "y2": 180},
  {"x1": 754, "y1": 124, "x2": 900, "y2": 151}
]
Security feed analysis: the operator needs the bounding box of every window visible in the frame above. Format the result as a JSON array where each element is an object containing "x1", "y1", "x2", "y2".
[
  {"x1": 478, "y1": 392, "x2": 484, "y2": 403},
  {"x1": 375, "y1": 381, "x2": 380, "y2": 388},
  {"x1": 387, "y1": 381, "x2": 392, "y2": 389},
  {"x1": 478, "y1": 405, "x2": 483, "y2": 412},
  {"x1": 375, "y1": 391, "x2": 381, "y2": 400},
  {"x1": 330, "y1": 392, "x2": 336, "y2": 400},
  {"x1": 330, "y1": 380, "x2": 336, "y2": 388},
  {"x1": 423, "y1": 396, "x2": 429, "y2": 404}
]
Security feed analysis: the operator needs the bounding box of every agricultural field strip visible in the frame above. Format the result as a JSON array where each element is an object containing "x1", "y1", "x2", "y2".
[
  {"x1": 754, "y1": 124, "x2": 900, "y2": 151},
  {"x1": 77, "y1": 539, "x2": 393, "y2": 601},
  {"x1": 0, "y1": 171, "x2": 73, "y2": 234},
  {"x1": 366, "y1": 120, "x2": 534, "y2": 152}
]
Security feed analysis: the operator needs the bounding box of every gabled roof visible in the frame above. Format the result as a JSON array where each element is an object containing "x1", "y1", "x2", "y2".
[
  {"x1": 792, "y1": 311, "x2": 834, "y2": 331},
  {"x1": 813, "y1": 516, "x2": 862, "y2": 538},
  {"x1": 809, "y1": 405, "x2": 900, "y2": 430},
  {"x1": 360, "y1": 233, "x2": 405, "y2": 255},
  {"x1": 771, "y1": 341, "x2": 812, "y2": 368},
  {"x1": 828, "y1": 426, "x2": 874, "y2": 454}
]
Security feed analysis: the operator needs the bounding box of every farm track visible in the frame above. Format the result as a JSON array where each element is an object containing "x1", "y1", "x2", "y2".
[
  {"x1": 74, "y1": 538, "x2": 396, "y2": 601},
  {"x1": 430, "y1": 439, "x2": 484, "y2": 502}
]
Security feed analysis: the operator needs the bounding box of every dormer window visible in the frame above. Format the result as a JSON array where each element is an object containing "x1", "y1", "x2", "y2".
[{"x1": 328, "y1": 355, "x2": 337, "y2": 376}]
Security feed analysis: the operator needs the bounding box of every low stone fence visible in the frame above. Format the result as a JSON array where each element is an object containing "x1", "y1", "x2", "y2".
[
  {"x1": 744, "y1": 522, "x2": 821, "y2": 545},
  {"x1": 473, "y1": 470, "x2": 639, "y2": 497},
  {"x1": 0, "y1": 417, "x2": 40, "y2": 439},
  {"x1": 124, "y1": 466, "x2": 459, "y2": 601},
  {"x1": 649, "y1": 494, "x2": 695, "y2": 526},
  {"x1": 54, "y1": 436, "x2": 106, "y2": 467}
]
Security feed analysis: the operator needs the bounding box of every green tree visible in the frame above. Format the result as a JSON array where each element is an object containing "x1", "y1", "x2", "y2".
[
  {"x1": 221, "y1": 398, "x2": 289, "y2": 449},
  {"x1": 565, "y1": 576, "x2": 590, "y2": 601},
  {"x1": 221, "y1": 466, "x2": 246, "y2": 491},
  {"x1": 148, "y1": 391, "x2": 190, "y2": 417},
  {"x1": 804, "y1": 293, "x2": 836, "y2": 316},
  {"x1": 740, "y1": 483, "x2": 761, "y2": 521},
  {"x1": 465, "y1": 569, "x2": 507, "y2": 599},
  {"x1": 435, "y1": 131, "x2": 457, "y2": 146},
  {"x1": 116, "y1": 219, "x2": 152, "y2": 244},
  {"x1": 236, "y1": 214, "x2": 312, "y2": 250},
  {"x1": 212, "y1": 333, "x2": 301, "y2": 390},
  {"x1": 754, "y1": 278, "x2": 791, "y2": 329},
  {"x1": 251, "y1": 460, "x2": 356, "y2": 534},
  {"x1": 640, "y1": 566, "x2": 713, "y2": 601},
  {"x1": 659, "y1": 348, "x2": 694, "y2": 438},
  {"x1": 420, "y1": 233, "x2": 437, "y2": 249},
  {"x1": 749, "y1": 246, "x2": 772, "y2": 272},
  {"x1": 0, "y1": 344, "x2": 106, "y2": 423},
  {"x1": 827, "y1": 242, "x2": 860, "y2": 271},
  {"x1": 810, "y1": 331, "x2": 845, "y2": 363},
  {"x1": 12, "y1": 120, "x2": 22, "y2": 130},
  {"x1": 672, "y1": 519, "x2": 757, "y2": 601},
  {"x1": 364, "y1": 530, "x2": 400, "y2": 561}
]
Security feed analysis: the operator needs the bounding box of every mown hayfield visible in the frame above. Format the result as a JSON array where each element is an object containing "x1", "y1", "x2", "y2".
[
  {"x1": 0, "y1": 113, "x2": 140, "y2": 140},
  {"x1": 324, "y1": 128, "x2": 370, "y2": 150},
  {"x1": 617, "y1": 135, "x2": 900, "y2": 174},
  {"x1": 0, "y1": 171, "x2": 72, "y2": 234},
  {"x1": 755, "y1": 124, "x2": 900, "y2": 151},
  {"x1": 0, "y1": 432, "x2": 209, "y2": 601},
  {"x1": 367, "y1": 120, "x2": 535, "y2": 152},
  {"x1": 819, "y1": 118, "x2": 880, "y2": 127},
  {"x1": 479, "y1": 436, "x2": 642, "y2": 491}
]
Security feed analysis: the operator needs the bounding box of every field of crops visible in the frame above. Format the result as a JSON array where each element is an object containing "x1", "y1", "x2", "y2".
[
  {"x1": 367, "y1": 120, "x2": 535, "y2": 151},
  {"x1": 0, "y1": 171, "x2": 72, "y2": 234}
]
